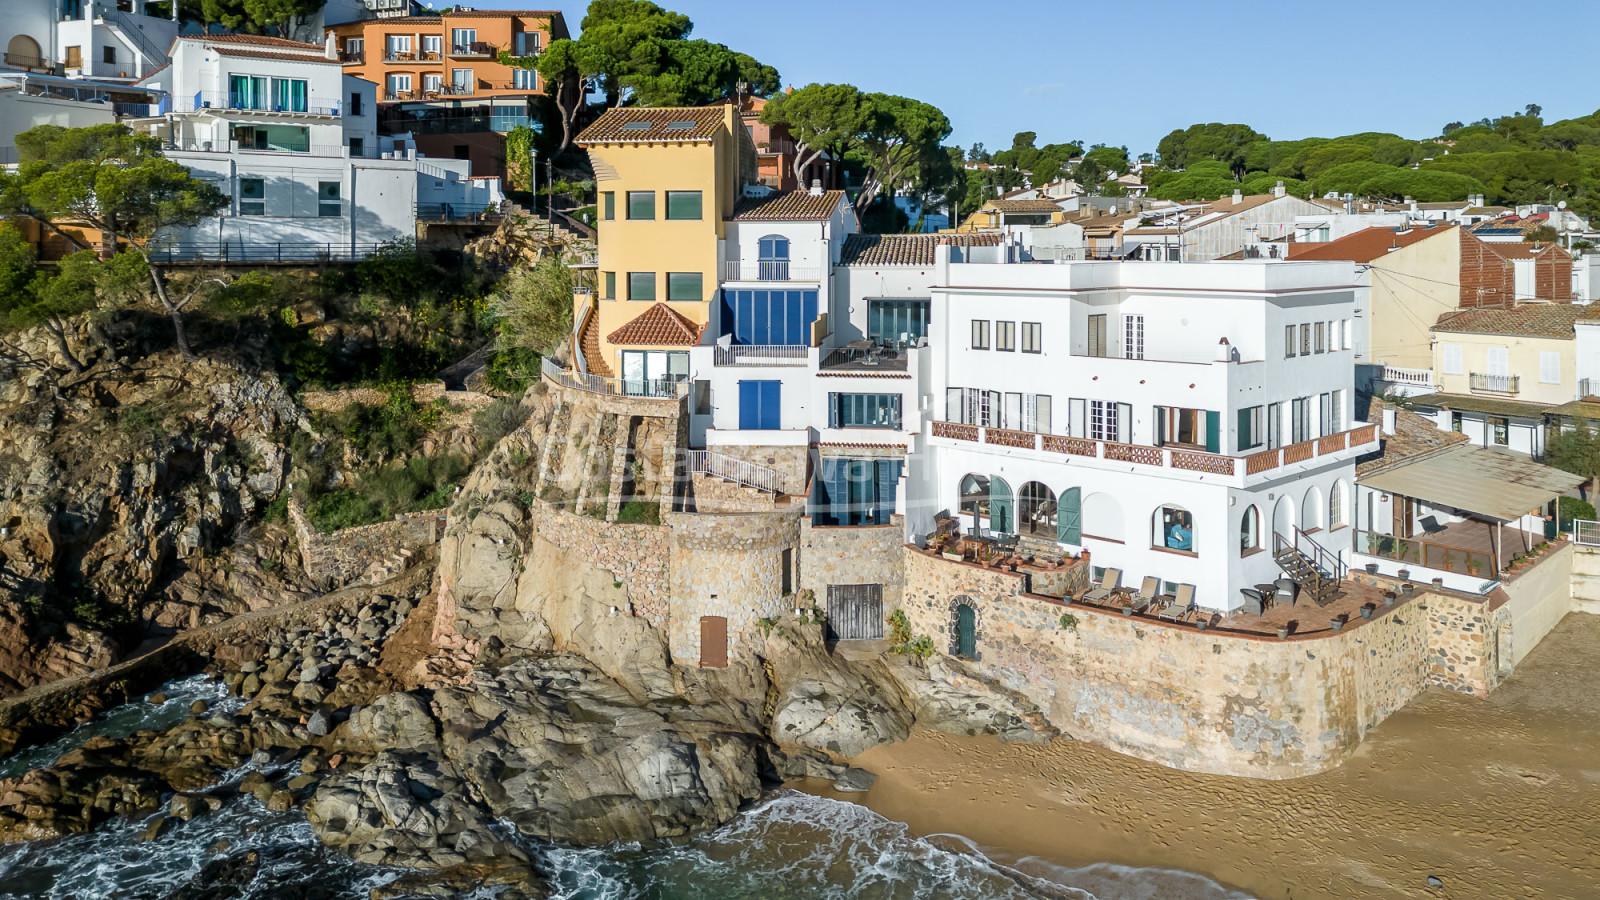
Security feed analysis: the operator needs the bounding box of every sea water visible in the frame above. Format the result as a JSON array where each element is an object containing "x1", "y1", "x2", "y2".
[{"x1": 0, "y1": 681, "x2": 1255, "y2": 900}]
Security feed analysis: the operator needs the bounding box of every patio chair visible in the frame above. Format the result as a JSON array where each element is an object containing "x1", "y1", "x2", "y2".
[
  {"x1": 1128, "y1": 576, "x2": 1161, "y2": 612},
  {"x1": 1419, "y1": 515, "x2": 1447, "y2": 535},
  {"x1": 1238, "y1": 588, "x2": 1265, "y2": 616},
  {"x1": 1157, "y1": 584, "x2": 1196, "y2": 621},
  {"x1": 1083, "y1": 568, "x2": 1122, "y2": 605}
]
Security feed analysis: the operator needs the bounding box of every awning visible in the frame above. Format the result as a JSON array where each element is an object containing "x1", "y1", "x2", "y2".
[{"x1": 1359, "y1": 444, "x2": 1582, "y2": 521}]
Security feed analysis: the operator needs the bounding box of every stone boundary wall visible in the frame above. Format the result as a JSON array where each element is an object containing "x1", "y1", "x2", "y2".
[
  {"x1": 299, "y1": 383, "x2": 498, "y2": 413},
  {"x1": 528, "y1": 502, "x2": 670, "y2": 623},
  {"x1": 542, "y1": 377, "x2": 688, "y2": 420},
  {"x1": 799, "y1": 520, "x2": 908, "y2": 626},
  {"x1": 701, "y1": 444, "x2": 809, "y2": 496},
  {"x1": 0, "y1": 557, "x2": 435, "y2": 756},
  {"x1": 896, "y1": 547, "x2": 1519, "y2": 779},
  {"x1": 289, "y1": 500, "x2": 442, "y2": 590},
  {"x1": 684, "y1": 472, "x2": 776, "y2": 514}
]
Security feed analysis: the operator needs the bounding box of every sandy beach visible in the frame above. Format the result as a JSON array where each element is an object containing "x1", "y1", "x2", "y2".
[{"x1": 802, "y1": 613, "x2": 1600, "y2": 900}]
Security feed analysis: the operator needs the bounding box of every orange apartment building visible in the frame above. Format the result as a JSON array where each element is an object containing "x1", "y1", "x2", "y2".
[
  {"x1": 735, "y1": 94, "x2": 836, "y2": 192},
  {"x1": 325, "y1": 9, "x2": 568, "y2": 176}
]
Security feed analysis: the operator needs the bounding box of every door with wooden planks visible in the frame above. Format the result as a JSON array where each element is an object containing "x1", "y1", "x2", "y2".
[
  {"x1": 826, "y1": 584, "x2": 883, "y2": 641},
  {"x1": 699, "y1": 615, "x2": 727, "y2": 668}
]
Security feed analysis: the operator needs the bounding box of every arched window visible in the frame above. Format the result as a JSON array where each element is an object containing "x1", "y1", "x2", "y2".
[
  {"x1": 1272, "y1": 495, "x2": 1295, "y2": 541},
  {"x1": 1241, "y1": 505, "x2": 1261, "y2": 554},
  {"x1": 1019, "y1": 482, "x2": 1057, "y2": 536},
  {"x1": 1302, "y1": 486, "x2": 1324, "y2": 532},
  {"x1": 959, "y1": 473, "x2": 990, "y2": 519},
  {"x1": 1155, "y1": 505, "x2": 1194, "y2": 552},
  {"x1": 758, "y1": 235, "x2": 790, "y2": 281},
  {"x1": 1330, "y1": 481, "x2": 1349, "y2": 529}
]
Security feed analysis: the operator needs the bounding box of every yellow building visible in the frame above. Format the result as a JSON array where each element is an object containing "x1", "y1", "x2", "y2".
[
  {"x1": 573, "y1": 105, "x2": 757, "y2": 384},
  {"x1": 958, "y1": 198, "x2": 1068, "y2": 232}
]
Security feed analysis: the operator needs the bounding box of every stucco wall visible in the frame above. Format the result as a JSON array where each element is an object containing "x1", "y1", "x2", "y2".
[{"x1": 1494, "y1": 542, "x2": 1574, "y2": 666}]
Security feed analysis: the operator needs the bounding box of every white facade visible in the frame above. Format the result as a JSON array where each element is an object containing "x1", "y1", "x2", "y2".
[
  {"x1": 0, "y1": 72, "x2": 118, "y2": 155},
  {"x1": 124, "y1": 34, "x2": 498, "y2": 257},
  {"x1": 2, "y1": 0, "x2": 176, "y2": 82}
]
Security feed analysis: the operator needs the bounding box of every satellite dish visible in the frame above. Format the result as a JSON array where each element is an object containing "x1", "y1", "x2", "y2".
[{"x1": 1558, "y1": 201, "x2": 1568, "y2": 210}]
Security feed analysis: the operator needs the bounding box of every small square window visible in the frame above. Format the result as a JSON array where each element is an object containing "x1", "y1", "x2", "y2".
[
  {"x1": 102, "y1": 45, "x2": 116, "y2": 64},
  {"x1": 238, "y1": 177, "x2": 264, "y2": 216},
  {"x1": 667, "y1": 272, "x2": 702, "y2": 302},
  {"x1": 665, "y1": 191, "x2": 702, "y2": 220},
  {"x1": 627, "y1": 191, "x2": 655, "y2": 220},
  {"x1": 628, "y1": 272, "x2": 655, "y2": 301}
]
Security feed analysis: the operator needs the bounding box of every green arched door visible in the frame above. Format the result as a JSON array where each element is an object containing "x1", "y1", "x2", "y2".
[
  {"x1": 955, "y1": 604, "x2": 976, "y2": 659},
  {"x1": 989, "y1": 477, "x2": 1013, "y2": 535},
  {"x1": 1058, "y1": 486, "x2": 1081, "y2": 545}
]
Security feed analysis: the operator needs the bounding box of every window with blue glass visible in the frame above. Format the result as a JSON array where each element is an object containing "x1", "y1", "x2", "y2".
[
  {"x1": 867, "y1": 299, "x2": 930, "y2": 346},
  {"x1": 738, "y1": 380, "x2": 781, "y2": 430},
  {"x1": 829, "y1": 393, "x2": 901, "y2": 429},
  {"x1": 757, "y1": 235, "x2": 789, "y2": 281},
  {"x1": 720, "y1": 290, "x2": 818, "y2": 346},
  {"x1": 813, "y1": 458, "x2": 903, "y2": 526}
]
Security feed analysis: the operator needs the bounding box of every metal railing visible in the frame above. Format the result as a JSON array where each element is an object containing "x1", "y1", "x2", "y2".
[
  {"x1": 383, "y1": 49, "x2": 442, "y2": 62},
  {"x1": 1581, "y1": 378, "x2": 1596, "y2": 399},
  {"x1": 1470, "y1": 372, "x2": 1519, "y2": 394},
  {"x1": 339, "y1": 50, "x2": 365, "y2": 63},
  {"x1": 449, "y1": 42, "x2": 500, "y2": 58},
  {"x1": 415, "y1": 203, "x2": 501, "y2": 222},
  {"x1": 541, "y1": 357, "x2": 687, "y2": 400},
  {"x1": 713, "y1": 345, "x2": 810, "y2": 366},
  {"x1": 168, "y1": 140, "x2": 391, "y2": 159},
  {"x1": 3, "y1": 52, "x2": 54, "y2": 70},
  {"x1": 101, "y1": 7, "x2": 166, "y2": 69},
  {"x1": 687, "y1": 450, "x2": 781, "y2": 494},
  {"x1": 1279, "y1": 526, "x2": 1347, "y2": 583},
  {"x1": 1573, "y1": 519, "x2": 1600, "y2": 547},
  {"x1": 1354, "y1": 529, "x2": 1496, "y2": 579},
  {"x1": 722, "y1": 261, "x2": 824, "y2": 282},
  {"x1": 145, "y1": 242, "x2": 394, "y2": 263},
  {"x1": 1381, "y1": 366, "x2": 1432, "y2": 387},
  {"x1": 177, "y1": 91, "x2": 341, "y2": 117}
]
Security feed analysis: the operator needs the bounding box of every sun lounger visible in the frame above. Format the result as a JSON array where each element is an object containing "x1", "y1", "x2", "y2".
[
  {"x1": 1083, "y1": 568, "x2": 1122, "y2": 605},
  {"x1": 1157, "y1": 583, "x2": 1196, "y2": 621},
  {"x1": 1127, "y1": 576, "x2": 1161, "y2": 612}
]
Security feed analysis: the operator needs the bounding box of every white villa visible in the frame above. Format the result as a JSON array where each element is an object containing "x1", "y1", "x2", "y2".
[
  {"x1": 2, "y1": 0, "x2": 176, "y2": 84},
  {"x1": 124, "y1": 32, "x2": 500, "y2": 259}
]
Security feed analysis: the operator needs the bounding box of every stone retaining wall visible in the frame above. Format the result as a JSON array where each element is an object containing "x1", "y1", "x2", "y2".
[
  {"x1": 895, "y1": 547, "x2": 1528, "y2": 779},
  {"x1": 799, "y1": 520, "x2": 908, "y2": 625},
  {"x1": 289, "y1": 501, "x2": 442, "y2": 590},
  {"x1": 664, "y1": 509, "x2": 801, "y2": 665},
  {"x1": 299, "y1": 383, "x2": 497, "y2": 413},
  {"x1": 529, "y1": 504, "x2": 670, "y2": 623}
]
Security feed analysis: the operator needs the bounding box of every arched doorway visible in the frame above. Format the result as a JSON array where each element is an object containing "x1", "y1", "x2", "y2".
[
  {"x1": 1019, "y1": 482, "x2": 1057, "y2": 536},
  {"x1": 989, "y1": 476, "x2": 1014, "y2": 534},
  {"x1": 6, "y1": 35, "x2": 42, "y2": 68},
  {"x1": 951, "y1": 599, "x2": 978, "y2": 659}
]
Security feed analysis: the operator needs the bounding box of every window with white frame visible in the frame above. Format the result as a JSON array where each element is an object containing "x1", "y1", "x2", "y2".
[
  {"x1": 1314, "y1": 322, "x2": 1325, "y2": 353},
  {"x1": 386, "y1": 73, "x2": 411, "y2": 97},
  {"x1": 1090, "y1": 400, "x2": 1119, "y2": 442},
  {"x1": 1124, "y1": 314, "x2": 1144, "y2": 359},
  {"x1": 421, "y1": 34, "x2": 442, "y2": 56},
  {"x1": 512, "y1": 68, "x2": 538, "y2": 89},
  {"x1": 317, "y1": 181, "x2": 340, "y2": 217},
  {"x1": 1004, "y1": 392, "x2": 1022, "y2": 428},
  {"x1": 1301, "y1": 323, "x2": 1311, "y2": 355},
  {"x1": 1441, "y1": 342, "x2": 1463, "y2": 375},
  {"x1": 1023, "y1": 394, "x2": 1051, "y2": 433},
  {"x1": 1540, "y1": 351, "x2": 1561, "y2": 384},
  {"x1": 424, "y1": 73, "x2": 443, "y2": 93},
  {"x1": 1329, "y1": 483, "x2": 1346, "y2": 529},
  {"x1": 238, "y1": 177, "x2": 265, "y2": 215},
  {"x1": 1291, "y1": 397, "x2": 1311, "y2": 443}
]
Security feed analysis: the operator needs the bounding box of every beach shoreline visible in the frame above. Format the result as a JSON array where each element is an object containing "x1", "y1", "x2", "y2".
[{"x1": 796, "y1": 612, "x2": 1600, "y2": 900}]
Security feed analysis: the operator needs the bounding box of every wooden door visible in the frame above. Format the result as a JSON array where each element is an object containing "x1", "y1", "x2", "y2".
[
  {"x1": 955, "y1": 604, "x2": 976, "y2": 659},
  {"x1": 1394, "y1": 497, "x2": 1415, "y2": 538},
  {"x1": 699, "y1": 615, "x2": 727, "y2": 668},
  {"x1": 826, "y1": 584, "x2": 883, "y2": 641}
]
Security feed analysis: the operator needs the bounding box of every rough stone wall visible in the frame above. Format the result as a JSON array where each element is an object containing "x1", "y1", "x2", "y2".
[
  {"x1": 703, "y1": 444, "x2": 810, "y2": 496},
  {"x1": 664, "y1": 510, "x2": 801, "y2": 665},
  {"x1": 299, "y1": 384, "x2": 498, "y2": 413},
  {"x1": 289, "y1": 501, "x2": 441, "y2": 590},
  {"x1": 799, "y1": 520, "x2": 908, "y2": 618},
  {"x1": 528, "y1": 504, "x2": 670, "y2": 624},
  {"x1": 895, "y1": 548, "x2": 1516, "y2": 779},
  {"x1": 683, "y1": 473, "x2": 776, "y2": 514}
]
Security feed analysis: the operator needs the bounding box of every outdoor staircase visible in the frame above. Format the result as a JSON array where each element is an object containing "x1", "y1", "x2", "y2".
[
  {"x1": 577, "y1": 308, "x2": 612, "y2": 377},
  {"x1": 1273, "y1": 531, "x2": 1343, "y2": 606}
]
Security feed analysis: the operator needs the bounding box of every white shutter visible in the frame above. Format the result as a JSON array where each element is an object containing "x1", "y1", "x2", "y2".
[
  {"x1": 1442, "y1": 343, "x2": 1463, "y2": 375},
  {"x1": 946, "y1": 388, "x2": 963, "y2": 423},
  {"x1": 1068, "y1": 398, "x2": 1086, "y2": 438},
  {"x1": 1486, "y1": 346, "x2": 1510, "y2": 377},
  {"x1": 1540, "y1": 351, "x2": 1561, "y2": 384},
  {"x1": 1116, "y1": 402, "x2": 1133, "y2": 443}
]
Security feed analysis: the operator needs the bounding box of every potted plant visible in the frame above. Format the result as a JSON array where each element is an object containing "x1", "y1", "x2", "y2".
[
  {"x1": 1365, "y1": 562, "x2": 1380, "y2": 575},
  {"x1": 1276, "y1": 625, "x2": 1290, "y2": 640},
  {"x1": 1397, "y1": 567, "x2": 1411, "y2": 582},
  {"x1": 1195, "y1": 617, "x2": 1209, "y2": 632},
  {"x1": 1467, "y1": 558, "x2": 1483, "y2": 577},
  {"x1": 1359, "y1": 604, "x2": 1375, "y2": 619},
  {"x1": 1382, "y1": 591, "x2": 1396, "y2": 606},
  {"x1": 1330, "y1": 616, "x2": 1345, "y2": 633}
]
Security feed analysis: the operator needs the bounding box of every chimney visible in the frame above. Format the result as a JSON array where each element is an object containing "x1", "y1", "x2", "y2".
[
  {"x1": 1232, "y1": 189, "x2": 1242, "y2": 204},
  {"x1": 1273, "y1": 180, "x2": 1285, "y2": 198},
  {"x1": 809, "y1": 178, "x2": 823, "y2": 197},
  {"x1": 325, "y1": 32, "x2": 338, "y2": 60},
  {"x1": 1405, "y1": 195, "x2": 1417, "y2": 212},
  {"x1": 1344, "y1": 192, "x2": 1355, "y2": 215},
  {"x1": 1381, "y1": 406, "x2": 1397, "y2": 436},
  {"x1": 1216, "y1": 337, "x2": 1233, "y2": 363}
]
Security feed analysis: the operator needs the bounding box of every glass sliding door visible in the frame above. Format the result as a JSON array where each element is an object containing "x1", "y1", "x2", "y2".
[
  {"x1": 867, "y1": 299, "x2": 930, "y2": 347},
  {"x1": 272, "y1": 78, "x2": 308, "y2": 112},
  {"x1": 229, "y1": 74, "x2": 266, "y2": 110}
]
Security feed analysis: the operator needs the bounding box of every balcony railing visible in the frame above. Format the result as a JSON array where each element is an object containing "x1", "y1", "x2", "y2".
[
  {"x1": 1469, "y1": 372, "x2": 1519, "y2": 394},
  {"x1": 1380, "y1": 366, "x2": 1432, "y2": 387},
  {"x1": 1354, "y1": 530, "x2": 1495, "y2": 580},
  {"x1": 713, "y1": 345, "x2": 810, "y2": 366},
  {"x1": 541, "y1": 357, "x2": 687, "y2": 400},
  {"x1": 687, "y1": 450, "x2": 781, "y2": 494},
  {"x1": 3, "y1": 52, "x2": 55, "y2": 70},
  {"x1": 449, "y1": 42, "x2": 499, "y2": 58},
  {"x1": 932, "y1": 421, "x2": 1380, "y2": 481},
  {"x1": 339, "y1": 50, "x2": 365, "y2": 63},
  {"x1": 1581, "y1": 378, "x2": 1596, "y2": 399},
  {"x1": 145, "y1": 242, "x2": 395, "y2": 263},
  {"x1": 722, "y1": 261, "x2": 824, "y2": 282},
  {"x1": 170, "y1": 140, "x2": 387, "y2": 158},
  {"x1": 383, "y1": 49, "x2": 442, "y2": 62},
  {"x1": 177, "y1": 91, "x2": 341, "y2": 117}
]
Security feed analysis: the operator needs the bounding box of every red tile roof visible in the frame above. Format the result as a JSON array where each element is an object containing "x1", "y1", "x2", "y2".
[
  {"x1": 1432, "y1": 303, "x2": 1593, "y2": 339},
  {"x1": 607, "y1": 303, "x2": 705, "y2": 346},
  {"x1": 838, "y1": 232, "x2": 1003, "y2": 266},
  {"x1": 729, "y1": 190, "x2": 846, "y2": 221},
  {"x1": 1288, "y1": 224, "x2": 1456, "y2": 262},
  {"x1": 212, "y1": 47, "x2": 340, "y2": 64},
  {"x1": 187, "y1": 33, "x2": 326, "y2": 50},
  {"x1": 577, "y1": 107, "x2": 725, "y2": 144},
  {"x1": 987, "y1": 199, "x2": 1063, "y2": 213}
]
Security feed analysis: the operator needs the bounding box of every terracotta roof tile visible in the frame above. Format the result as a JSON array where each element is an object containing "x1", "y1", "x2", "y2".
[
  {"x1": 577, "y1": 107, "x2": 724, "y2": 144},
  {"x1": 1357, "y1": 397, "x2": 1470, "y2": 476},
  {"x1": 987, "y1": 199, "x2": 1063, "y2": 213},
  {"x1": 442, "y1": 9, "x2": 562, "y2": 17},
  {"x1": 212, "y1": 47, "x2": 340, "y2": 64},
  {"x1": 185, "y1": 33, "x2": 326, "y2": 50},
  {"x1": 1288, "y1": 224, "x2": 1455, "y2": 262},
  {"x1": 1432, "y1": 304, "x2": 1590, "y2": 339},
  {"x1": 729, "y1": 190, "x2": 845, "y2": 221},
  {"x1": 838, "y1": 233, "x2": 1003, "y2": 267},
  {"x1": 606, "y1": 303, "x2": 705, "y2": 347}
]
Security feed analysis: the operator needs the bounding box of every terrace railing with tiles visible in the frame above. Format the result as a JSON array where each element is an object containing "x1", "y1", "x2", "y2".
[
  {"x1": 1470, "y1": 372, "x2": 1519, "y2": 394},
  {"x1": 933, "y1": 421, "x2": 1379, "y2": 484}
]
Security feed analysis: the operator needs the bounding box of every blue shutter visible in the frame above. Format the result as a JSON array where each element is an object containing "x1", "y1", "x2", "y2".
[
  {"x1": 735, "y1": 291, "x2": 754, "y2": 345},
  {"x1": 753, "y1": 290, "x2": 771, "y2": 344},
  {"x1": 760, "y1": 381, "x2": 781, "y2": 429},
  {"x1": 874, "y1": 460, "x2": 902, "y2": 525},
  {"x1": 1058, "y1": 487, "x2": 1081, "y2": 544},
  {"x1": 739, "y1": 381, "x2": 759, "y2": 430}
]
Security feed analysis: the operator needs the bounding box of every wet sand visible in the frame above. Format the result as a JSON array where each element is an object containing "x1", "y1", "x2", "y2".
[{"x1": 803, "y1": 613, "x2": 1600, "y2": 899}]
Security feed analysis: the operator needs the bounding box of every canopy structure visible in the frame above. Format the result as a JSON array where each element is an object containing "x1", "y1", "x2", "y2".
[{"x1": 1359, "y1": 444, "x2": 1582, "y2": 522}]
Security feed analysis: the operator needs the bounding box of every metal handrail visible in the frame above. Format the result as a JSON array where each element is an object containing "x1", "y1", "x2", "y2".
[
  {"x1": 1572, "y1": 519, "x2": 1600, "y2": 547},
  {"x1": 687, "y1": 450, "x2": 780, "y2": 494},
  {"x1": 713, "y1": 345, "x2": 810, "y2": 366},
  {"x1": 722, "y1": 261, "x2": 824, "y2": 282},
  {"x1": 145, "y1": 242, "x2": 395, "y2": 263},
  {"x1": 541, "y1": 357, "x2": 687, "y2": 400}
]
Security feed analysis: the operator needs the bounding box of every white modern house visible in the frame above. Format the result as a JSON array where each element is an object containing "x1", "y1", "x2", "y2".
[
  {"x1": 1, "y1": 0, "x2": 175, "y2": 83},
  {"x1": 124, "y1": 32, "x2": 500, "y2": 259}
]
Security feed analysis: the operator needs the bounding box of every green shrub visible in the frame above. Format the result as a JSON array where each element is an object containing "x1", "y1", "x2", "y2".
[
  {"x1": 1559, "y1": 496, "x2": 1596, "y2": 530},
  {"x1": 472, "y1": 397, "x2": 526, "y2": 456},
  {"x1": 615, "y1": 500, "x2": 660, "y2": 525},
  {"x1": 305, "y1": 452, "x2": 470, "y2": 532},
  {"x1": 485, "y1": 348, "x2": 541, "y2": 394}
]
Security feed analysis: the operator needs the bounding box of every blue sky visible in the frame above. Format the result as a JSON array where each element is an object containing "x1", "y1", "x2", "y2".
[{"x1": 498, "y1": 0, "x2": 1599, "y2": 153}]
